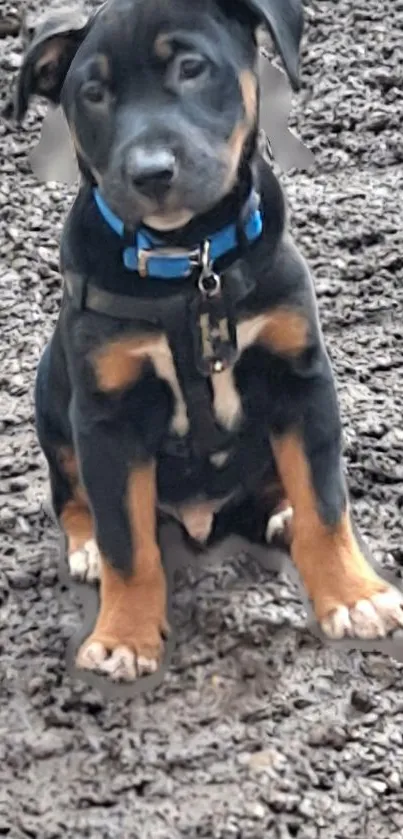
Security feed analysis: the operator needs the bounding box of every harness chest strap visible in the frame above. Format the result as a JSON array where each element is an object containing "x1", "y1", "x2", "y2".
[
  {"x1": 64, "y1": 267, "x2": 249, "y2": 458},
  {"x1": 63, "y1": 187, "x2": 264, "y2": 457}
]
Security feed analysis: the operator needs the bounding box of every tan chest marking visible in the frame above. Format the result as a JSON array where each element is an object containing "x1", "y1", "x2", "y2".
[
  {"x1": 93, "y1": 334, "x2": 189, "y2": 436},
  {"x1": 211, "y1": 367, "x2": 242, "y2": 431},
  {"x1": 211, "y1": 309, "x2": 309, "y2": 431},
  {"x1": 209, "y1": 315, "x2": 266, "y2": 431},
  {"x1": 92, "y1": 309, "x2": 308, "y2": 439},
  {"x1": 209, "y1": 316, "x2": 262, "y2": 431}
]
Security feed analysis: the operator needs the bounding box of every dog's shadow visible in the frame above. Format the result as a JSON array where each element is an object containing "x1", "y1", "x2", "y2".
[{"x1": 61, "y1": 518, "x2": 403, "y2": 699}]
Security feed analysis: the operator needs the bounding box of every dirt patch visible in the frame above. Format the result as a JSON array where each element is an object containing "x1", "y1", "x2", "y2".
[{"x1": 1, "y1": 1, "x2": 403, "y2": 837}]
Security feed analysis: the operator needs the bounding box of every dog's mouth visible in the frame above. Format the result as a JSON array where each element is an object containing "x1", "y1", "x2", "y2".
[
  {"x1": 102, "y1": 183, "x2": 196, "y2": 231},
  {"x1": 142, "y1": 208, "x2": 195, "y2": 232},
  {"x1": 99, "y1": 132, "x2": 236, "y2": 230}
]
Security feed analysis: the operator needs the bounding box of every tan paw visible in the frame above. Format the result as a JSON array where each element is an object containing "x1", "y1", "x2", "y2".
[
  {"x1": 320, "y1": 586, "x2": 403, "y2": 640},
  {"x1": 68, "y1": 538, "x2": 100, "y2": 583},
  {"x1": 266, "y1": 504, "x2": 293, "y2": 545}
]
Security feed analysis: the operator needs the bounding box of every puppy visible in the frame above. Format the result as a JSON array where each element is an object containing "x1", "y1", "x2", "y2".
[{"x1": 13, "y1": 0, "x2": 403, "y2": 681}]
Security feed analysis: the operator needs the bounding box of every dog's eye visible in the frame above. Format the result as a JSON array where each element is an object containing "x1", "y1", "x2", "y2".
[
  {"x1": 81, "y1": 81, "x2": 108, "y2": 105},
  {"x1": 178, "y1": 55, "x2": 207, "y2": 82},
  {"x1": 168, "y1": 53, "x2": 209, "y2": 89}
]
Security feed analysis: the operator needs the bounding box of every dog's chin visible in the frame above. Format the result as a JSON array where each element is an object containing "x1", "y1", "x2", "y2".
[{"x1": 143, "y1": 209, "x2": 194, "y2": 231}]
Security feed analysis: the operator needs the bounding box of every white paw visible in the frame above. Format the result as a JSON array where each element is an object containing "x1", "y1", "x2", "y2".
[
  {"x1": 68, "y1": 539, "x2": 100, "y2": 583},
  {"x1": 76, "y1": 641, "x2": 158, "y2": 681},
  {"x1": 321, "y1": 587, "x2": 403, "y2": 640},
  {"x1": 266, "y1": 505, "x2": 293, "y2": 543}
]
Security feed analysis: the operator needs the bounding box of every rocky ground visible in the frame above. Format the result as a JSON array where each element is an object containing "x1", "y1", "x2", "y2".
[{"x1": 1, "y1": 0, "x2": 403, "y2": 837}]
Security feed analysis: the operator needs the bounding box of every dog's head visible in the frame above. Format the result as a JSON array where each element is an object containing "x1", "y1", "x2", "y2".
[{"x1": 13, "y1": 0, "x2": 303, "y2": 229}]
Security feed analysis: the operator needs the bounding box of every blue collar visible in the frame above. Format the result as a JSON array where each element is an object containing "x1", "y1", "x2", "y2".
[{"x1": 93, "y1": 187, "x2": 263, "y2": 281}]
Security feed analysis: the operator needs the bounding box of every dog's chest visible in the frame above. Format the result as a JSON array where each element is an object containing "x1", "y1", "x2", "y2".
[{"x1": 123, "y1": 313, "x2": 267, "y2": 438}]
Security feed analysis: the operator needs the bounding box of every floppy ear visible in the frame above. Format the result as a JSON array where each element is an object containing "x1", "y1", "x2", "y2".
[
  {"x1": 241, "y1": 0, "x2": 303, "y2": 91},
  {"x1": 11, "y1": 8, "x2": 92, "y2": 123}
]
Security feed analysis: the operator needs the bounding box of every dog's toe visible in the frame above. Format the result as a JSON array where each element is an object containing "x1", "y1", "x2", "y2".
[
  {"x1": 320, "y1": 605, "x2": 352, "y2": 640},
  {"x1": 370, "y1": 588, "x2": 403, "y2": 633},
  {"x1": 76, "y1": 628, "x2": 164, "y2": 681},
  {"x1": 321, "y1": 586, "x2": 403, "y2": 640},
  {"x1": 76, "y1": 640, "x2": 106, "y2": 670},
  {"x1": 137, "y1": 655, "x2": 159, "y2": 676},
  {"x1": 76, "y1": 641, "x2": 137, "y2": 681},
  {"x1": 68, "y1": 538, "x2": 100, "y2": 583},
  {"x1": 98, "y1": 646, "x2": 137, "y2": 681}
]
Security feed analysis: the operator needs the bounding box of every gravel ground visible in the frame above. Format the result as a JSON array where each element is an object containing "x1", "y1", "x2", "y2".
[{"x1": 1, "y1": 0, "x2": 403, "y2": 837}]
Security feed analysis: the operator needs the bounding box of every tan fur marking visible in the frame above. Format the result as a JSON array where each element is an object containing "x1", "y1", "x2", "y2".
[
  {"x1": 223, "y1": 69, "x2": 257, "y2": 189},
  {"x1": 239, "y1": 69, "x2": 257, "y2": 125},
  {"x1": 58, "y1": 445, "x2": 79, "y2": 483},
  {"x1": 211, "y1": 367, "x2": 242, "y2": 430},
  {"x1": 257, "y1": 310, "x2": 309, "y2": 356},
  {"x1": 93, "y1": 337, "x2": 147, "y2": 391},
  {"x1": 61, "y1": 498, "x2": 94, "y2": 555},
  {"x1": 68, "y1": 95, "x2": 106, "y2": 183},
  {"x1": 96, "y1": 53, "x2": 110, "y2": 80},
  {"x1": 237, "y1": 310, "x2": 309, "y2": 357},
  {"x1": 58, "y1": 447, "x2": 94, "y2": 555},
  {"x1": 225, "y1": 122, "x2": 249, "y2": 190},
  {"x1": 35, "y1": 38, "x2": 70, "y2": 84},
  {"x1": 210, "y1": 311, "x2": 307, "y2": 432},
  {"x1": 154, "y1": 33, "x2": 173, "y2": 60},
  {"x1": 69, "y1": 121, "x2": 103, "y2": 184},
  {"x1": 93, "y1": 335, "x2": 189, "y2": 435},
  {"x1": 79, "y1": 463, "x2": 168, "y2": 662},
  {"x1": 271, "y1": 434, "x2": 387, "y2": 622}
]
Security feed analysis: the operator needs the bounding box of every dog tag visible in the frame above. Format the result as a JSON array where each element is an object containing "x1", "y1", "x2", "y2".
[{"x1": 191, "y1": 276, "x2": 238, "y2": 376}]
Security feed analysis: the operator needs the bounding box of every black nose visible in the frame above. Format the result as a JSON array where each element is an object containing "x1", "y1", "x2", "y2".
[{"x1": 125, "y1": 147, "x2": 176, "y2": 198}]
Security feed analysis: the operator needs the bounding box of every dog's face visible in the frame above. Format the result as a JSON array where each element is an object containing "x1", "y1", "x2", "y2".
[
  {"x1": 62, "y1": 0, "x2": 259, "y2": 229},
  {"x1": 14, "y1": 0, "x2": 303, "y2": 229}
]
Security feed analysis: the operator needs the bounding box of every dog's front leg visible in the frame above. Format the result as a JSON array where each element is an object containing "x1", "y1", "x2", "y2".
[
  {"x1": 71, "y1": 398, "x2": 169, "y2": 681},
  {"x1": 256, "y1": 310, "x2": 403, "y2": 640}
]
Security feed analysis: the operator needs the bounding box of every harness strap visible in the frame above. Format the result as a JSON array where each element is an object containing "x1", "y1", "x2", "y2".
[
  {"x1": 63, "y1": 181, "x2": 262, "y2": 459},
  {"x1": 160, "y1": 300, "x2": 233, "y2": 458},
  {"x1": 64, "y1": 270, "x2": 243, "y2": 458},
  {"x1": 64, "y1": 259, "x2": 255, "y2": 322}
]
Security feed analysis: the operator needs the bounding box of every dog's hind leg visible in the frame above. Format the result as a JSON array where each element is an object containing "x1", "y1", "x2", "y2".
[{"x1": 35, "y1": 341, "x2": 100, "y2": 583}]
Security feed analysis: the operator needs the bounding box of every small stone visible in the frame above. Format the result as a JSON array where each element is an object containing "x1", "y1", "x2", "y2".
[
  {"x1": 8, "y1": 476, "x2": 29, "y2": 491},
  {"x1": 369, "y1": 779, "x2": 387, "y2": 794},
  {"x1": 388, "y1": 772, "x2": 400, "y2": 790},
  {"x1": 350, "y1": 689, "x2": 375, "y2": 712},
  {"x1": 299, "y1": 798, "x2": 316, "y2": 818},
  {"x1": 245, "y1": 802, "x2": 266, "y2": 819},
  {"x1": 1, "y1": 52, "x2": 22, "y2": 71},
  {"x1": 26, "y1": 732, "x2": 65, "y2": 759},
  {"x1": 307, "y1": 724, "x2": 348, "y2": 750}
]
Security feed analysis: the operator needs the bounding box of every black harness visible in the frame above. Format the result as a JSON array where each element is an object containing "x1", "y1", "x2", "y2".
[{"x1": 64, "y1": 185, "x2": 264, "y2": 461}]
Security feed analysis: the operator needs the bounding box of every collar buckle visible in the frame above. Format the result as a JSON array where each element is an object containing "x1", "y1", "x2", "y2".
[
  {"x1": 198, "y1": 240, "x2": 221, "y2": 297},
  {"x1": 137, "y1": 245, "x2": 201, "y2": 279}
]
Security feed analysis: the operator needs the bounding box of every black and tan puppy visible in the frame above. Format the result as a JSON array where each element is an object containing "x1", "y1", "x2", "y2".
[{"x1": 14, "y1": 0, "x2": 403, "y2": 680}]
